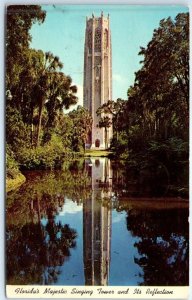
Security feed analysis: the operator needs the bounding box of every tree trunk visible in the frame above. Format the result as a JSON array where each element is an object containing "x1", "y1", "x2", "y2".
[
  {"x1": 36, "y1": 102, "x2": 43, "y2": 147},
  {"x1": 37, "y1": 195, "x2": 41, "y2": 224},
  {"x1": 115, "y1": 118, "x2": 118, "y2": 142},
  {"x1": 84, "y1": 141, "x2": 86, "y2": 153},
  {"x1": 30, "y1": 104, "x2": 34, "y2": 146},
  {"x1": 105, "y1": 127, "x2": 108, "y2": 149}
]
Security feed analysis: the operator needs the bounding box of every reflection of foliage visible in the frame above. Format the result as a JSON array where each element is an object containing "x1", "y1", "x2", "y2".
[
  {"x1": 7, "y1": 163, "x2": 92, "y2": 227},
  {"x1": 6, "y1": 163, "x2": 82, "y2": 284},
  {"x1": 6, "y1": 158, "x2": 189, "y2": 286},
  {"x1": 127, "y1": 208, "x2": 189, "y2": 286},
  {"x1": 111, "y1": 158, "x2": 188, "y2": 198},
  {"x1": 7, "y1": 219, "x2": 77, "y2": 284}
]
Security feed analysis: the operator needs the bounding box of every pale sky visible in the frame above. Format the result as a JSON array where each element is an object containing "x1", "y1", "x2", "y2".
[{"x1": 30, "y1": 5, "x2": 188, "y2": 109}]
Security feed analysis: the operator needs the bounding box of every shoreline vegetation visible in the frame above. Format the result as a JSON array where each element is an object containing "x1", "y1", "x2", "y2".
[
  {"x1": 6, "y1": 170, "x2": 26, "y2": 193},
  {"x1": 6, "y1": 6, "x2": 189, "y2": 199},
  {"x1": 6, "y1": 149, "x2": 189, "y2": 200}
]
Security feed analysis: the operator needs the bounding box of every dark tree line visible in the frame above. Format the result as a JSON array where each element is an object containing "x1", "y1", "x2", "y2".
[{"x1": 127, "y1": 13, "x2": 189, "y2": 145}]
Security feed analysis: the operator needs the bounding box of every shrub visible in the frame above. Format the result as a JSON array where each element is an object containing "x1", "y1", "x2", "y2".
[
  {"x1": 6, "y1": 145, "x2": 19, "y2": 171},
  {"x1": 17, "y1": 134, "x2": 79, "y2": 170},
  {"x1": 18, "y1": 146, "x2": 58, "y2": 170},
  {"x1": 148, "y1": 138, "x2": 189, "y2": 163},
  {"x1": 6, "y1": 106, "x2": 30, "y2": 154}
]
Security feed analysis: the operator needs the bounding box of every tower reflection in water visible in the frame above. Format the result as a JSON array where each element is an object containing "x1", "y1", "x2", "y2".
[{"x1": 83, "y1": 157, "x2": 112, "y2": 286}]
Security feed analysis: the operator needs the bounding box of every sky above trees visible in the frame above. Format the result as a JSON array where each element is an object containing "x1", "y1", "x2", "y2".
[{"x1": 29, "y1": 5, "x2": 188, "y2": 107}]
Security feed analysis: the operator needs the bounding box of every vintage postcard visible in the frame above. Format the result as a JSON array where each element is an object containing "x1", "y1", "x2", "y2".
[{"x1": 6, "y1": 4, "x2": 189, "y2": 299}]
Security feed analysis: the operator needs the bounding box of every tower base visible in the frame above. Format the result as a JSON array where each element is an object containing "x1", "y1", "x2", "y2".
[{"x1": 90, "y1": 143, "x2": 106, "y2": 150}]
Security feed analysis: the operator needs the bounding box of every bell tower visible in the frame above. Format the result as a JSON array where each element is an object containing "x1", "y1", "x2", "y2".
[{"x1": 83, "y1": 12, "x2": 112, "y2": 149}]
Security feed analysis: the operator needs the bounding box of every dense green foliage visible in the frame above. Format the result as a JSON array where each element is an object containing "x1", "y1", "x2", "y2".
[
  {"x1": 107, "y1": 13, "x2": 189, "y2": 164},
  {"x1": 6, "y1": 5, "x2": 92, "y2": 174},
  {"x1": 68, "y1": 106, "x2": 93, "y2": 152},
  {"x1": 97, "y1": 98, "x2": 128, "y2": 153},
  {"x1": 6, "y1": 145, "x2": 26, "y2": 192},
  {"x1": 127, "y1": 13, "x2": 189, "y2": 154},
  {"x1": 6, "y1": 6, "x2": 188, "y2": 200},
  {"x1": 95, "y1": 13, "x2": 189, "y2": 198},
  {"x1": 6, "y1": 145, "x2": 19, "y2": 173}
]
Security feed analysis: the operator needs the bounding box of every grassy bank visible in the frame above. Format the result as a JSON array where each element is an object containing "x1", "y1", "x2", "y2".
[
  {"x1": 6, "y1": 171, "x2": 26, "y2": 193},
  {"x1": 84, "y1": 149, "x2": 113, "y2": 157},
  {"x1": 6, "y1": 145, "x2": 26, "y2": 192}
]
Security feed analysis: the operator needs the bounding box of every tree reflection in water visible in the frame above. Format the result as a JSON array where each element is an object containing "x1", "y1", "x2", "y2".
[
  {"x1": 7, "y1": 207, "x2": 77, "y2": 285},
  {"x1": 127, "y1": 208, "x2": 189, "y2": 285},
  {"x1": 6, "y1": 159, "x2": 189, "y2": 286},
  {"x1": 6, "y1": 165, "x2": 86, "y2": 285}
]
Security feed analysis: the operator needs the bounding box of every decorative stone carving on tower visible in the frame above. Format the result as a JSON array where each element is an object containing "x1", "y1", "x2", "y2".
[{"x1": 83, "y1": 13, "x2": 112, "y2": 149}]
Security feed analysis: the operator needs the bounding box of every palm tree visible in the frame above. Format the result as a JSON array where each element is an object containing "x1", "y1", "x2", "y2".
[
  {"x1": 81, "y1": 109, "x2": 92, "y2": 152},
  {"x1": 98, "y1": 116, "x2": 112, "y2": 149},
  {"x1": 97, "y1": 99, "x2": 126, "y2": 142},
  {"x1": 45, "y1": 73, "x2": 78, "y2": 130},
  {"x1": 69, "y1": 106, "x2": 92, "y2": 152},
  {"x1": 34, "y1": 52, "x2": 64, "y2": 147}
]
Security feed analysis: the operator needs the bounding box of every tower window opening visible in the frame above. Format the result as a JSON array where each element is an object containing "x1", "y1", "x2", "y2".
[
  {"x1": 95, "y1": 139, "x2": 100, "y2": 148},
  {"x1": 95, "y1": 29, "x2": 101, "y2": 52}
]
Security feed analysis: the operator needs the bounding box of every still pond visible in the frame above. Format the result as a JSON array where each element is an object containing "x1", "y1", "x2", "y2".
[{"x1": 6, "y1": 157, "x2": 189, "y2": 286}]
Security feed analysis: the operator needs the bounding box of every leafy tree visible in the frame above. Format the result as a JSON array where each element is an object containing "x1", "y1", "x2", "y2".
[
  {"x1": 44, "y1": 74, "x2": 78, "y2": 138},
  {"x1": 126, "y1": 13, "x2": 189, "y2": 148},
  {"x1": 6, "y1": 6, "x2": 78, "y2": 155},
  {"x1": 32, "y1": 52, "x2": 78, "y2": 146},
  {"x1": 32, "y1": 52, "x2": 63, "y2": 146},
  {"x1": 44, "y1": 113, "x2": 74, "y2": 149},
  {"x1": 69, "y1": 106, "x2": 92, "y2": 152},
  {"x1": 6, "y1": 106, "x2": 30, "y2": 154},
  {"x1": 6, "y1": 5, "x2": 46, "y2": 90},
  {"x1": 6, "y1": 6, "x2": 47, "y2": 153},
  {"x1": 97, "y1": 99, "x2": 127, "y2": 139}
]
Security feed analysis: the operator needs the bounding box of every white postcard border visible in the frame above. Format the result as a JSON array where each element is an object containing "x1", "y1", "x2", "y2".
[{"x1": 2, "y1": 1, "x2": 192, "y2": 300}]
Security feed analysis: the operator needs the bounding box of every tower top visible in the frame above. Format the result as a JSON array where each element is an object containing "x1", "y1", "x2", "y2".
[{"x1": 87, "y1": 12, "x2": 109, "y2": 22}]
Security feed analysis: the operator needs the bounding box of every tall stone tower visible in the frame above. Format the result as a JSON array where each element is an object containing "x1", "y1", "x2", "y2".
[{"x1": 83, "y1": 12, "x2": 112, "y2": 149}]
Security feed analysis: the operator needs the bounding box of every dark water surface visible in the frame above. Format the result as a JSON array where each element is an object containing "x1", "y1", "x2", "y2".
[{"x1": 6, "y1": 158, "x2": 189, "y2": 286}]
